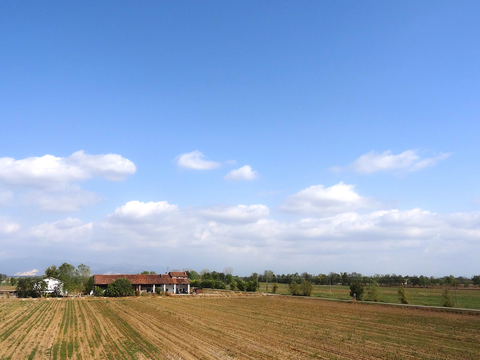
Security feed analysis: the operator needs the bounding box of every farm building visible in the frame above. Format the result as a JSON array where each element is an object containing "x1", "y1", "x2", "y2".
[
  {"x1": 94, "y1": 271, "x2": 190, "y2": 294},
  {"x1": 42, "y1": 277, "x2": 66, "y2": 296}
]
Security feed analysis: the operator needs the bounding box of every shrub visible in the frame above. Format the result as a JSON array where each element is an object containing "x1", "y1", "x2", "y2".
[
  {"x1": 16, "y1": 277, "x2": 47, "y2": 298},
  {"x1": 443, "y1": 288, "x2": 454, "y2": 307},
  {"x1": 398, "y1": 287, "x2": 409, "y2": 304},
  {"x1": 272, "y1": 283, "x2": 278, "y2": 294},
  {"x1": 229, "y1": 280, "x2": 238, "y2": 291},
  {"x1": 214, "y1": 280, "x2": 226, "y2": 289},
  {"x1": 190, "y1": 279, "x2": 200, "y2": 288},
  {"x1": 154, "y1": 287, "x2": 163, "y2": 295},
  {"x1": 93, "y1": 286, "x2": 104, "y2": 297},
  {"x1": 245, "y1": 280, "x2": 258, "y2": 292},
  {"x1": 349, "y1": 282, "x2": 364, "y2": 300},
  {"x1": 300, "y1": 280, "x2": 313, "y2": 296},
  {"x1": 366, "y1": 281, "x2": 380, "y2": 302},
  {"x1": 104, "y1": 278, "x2": 134, "y2": 297},
  {"x1": 288, "y1": 282, "x2": 301, "y2": 296},
  {"x1": 236, "y1": 279, "x2": 246, "y2": 291},
  {"x1": 84, "y1": 276, "x2": 95, "y2": 295},
  {"x1": 201, "y1": 278, "x2": 215, "y2": 289}
]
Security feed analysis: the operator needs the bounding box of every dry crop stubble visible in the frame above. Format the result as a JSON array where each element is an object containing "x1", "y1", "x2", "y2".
[{"x1": 0, "y1": 296, "x2": 479, "y2": 359}]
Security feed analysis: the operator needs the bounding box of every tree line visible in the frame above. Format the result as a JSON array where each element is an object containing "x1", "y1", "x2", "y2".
[
  {"x1": 255, "y1": 271, "x2": 480, "y2": 287},
  {"x1": 15, "y1": 263, "x2": 94, "y2": 298}
]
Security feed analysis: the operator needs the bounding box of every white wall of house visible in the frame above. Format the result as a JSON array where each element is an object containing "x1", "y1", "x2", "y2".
[{"x1": 43, "y1": 278, "x2": 65, "y2": 295}]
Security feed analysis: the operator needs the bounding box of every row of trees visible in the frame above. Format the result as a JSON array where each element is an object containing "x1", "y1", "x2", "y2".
[
  {"x1": 15, "y1": 263, "x2": 94, "y2": 298},
  {"x1": 349, "y1": 281, "x2": 458, "y2": 307},
  {"x1": 186, "y1": 270, "x2": 260, "y2": 292},
  {"x1": 257, "y1": 271, "x2": 480, "y2": 287},
  {"x1": 44, "y1": 263, "x2": 94, "y2": 294}
]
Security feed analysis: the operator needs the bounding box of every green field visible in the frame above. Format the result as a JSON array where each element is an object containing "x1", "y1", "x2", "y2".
[{"x1": 259, "y1": 283, "x2": 480, "y2": 309}]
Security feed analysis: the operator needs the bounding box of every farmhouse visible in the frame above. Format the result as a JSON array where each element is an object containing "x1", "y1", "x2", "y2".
[
  {"x1": 94, "y1": 271, "x2": 190, "y2": 294},
  {"x1": 42, "y1": 277, "x2": 66, "y2": 296}
]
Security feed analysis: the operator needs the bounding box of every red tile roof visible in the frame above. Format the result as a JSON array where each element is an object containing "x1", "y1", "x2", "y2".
[
  {"x1": 169, "y1": 271, "x2": 188, "y2": 278},
  {"x1": 94, "y1": 273, "x2": 190, "y2": 286}
]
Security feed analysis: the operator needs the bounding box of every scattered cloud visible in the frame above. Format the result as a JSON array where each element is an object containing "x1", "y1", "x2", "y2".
[
  {"x1": 199, "y1": 204, "x2": 269, "y2": 223},
  {"x1": 111, "y1": 200, "x2": 179, "y2": 220},
  {"x1": 22, "y1": 186, "x2": 101, "y2": 212},
  {"x1": 175, "y1": 150, "x2": 220, "y2": 170},
  {"x1": 8, "y1": 200, "x2": 480, "y2": 275},
  {"x1": 225, "y1": 165, "x2": 258, "y2": 181},
  {"x1": 0, "y1": 150, "x2": 136, "y2": 187},
  {"x1": 30, "y1": 218, "x2": 93, "y2": 243},
  {"x1": 0, "y1": 151, "x2": 136, "y2": 212},
  {"x1": 281, "y1": 182, "x2": 377, "y2": 215},
  {"x1": 15, "y1": 269, "x2": 38, "y2": 276},
  {"x1": 333, "y1": 150, "x2": 450, "y2": 174},
  {"x1": 0, "y1": 216, "x2": 20, "y2": 234}
]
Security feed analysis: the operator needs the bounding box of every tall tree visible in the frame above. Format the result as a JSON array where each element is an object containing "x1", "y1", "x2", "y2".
[{"x1": 45, "y1": 265, "x2": 60, "y2": 279}]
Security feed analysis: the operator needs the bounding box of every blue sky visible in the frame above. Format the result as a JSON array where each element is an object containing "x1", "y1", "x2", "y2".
[{"x1": 1, "y1": 1, "x2": 480, "y2": 276}]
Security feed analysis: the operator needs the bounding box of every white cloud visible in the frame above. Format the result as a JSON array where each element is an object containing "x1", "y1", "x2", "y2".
[
  {"x1": 0, "y1": 216, "x2": 20, "y2": 234},
  {"x1": 22, "y1": 186, "x2": 101, "y2": 212},
  {"x1": 225, "y1": 165, "x2": 258, "y2": 181},
  {"x1": 4, "y1": 197, "x2": 480, "y2": 275},
  {"x1": 15, "y1": 269, "x2": 38, "y2": 276},
  {"x1": 0, "y1": 151, "x2": 136, "y2": 212},
  {"x1": 175, "y1": 150, "x2": 220, "y2": 170},
  {"x1": 334, "y1": 150, "x2": 450, "y2": 174},
  {"x1": 199, "y1": 204, "x2": 269, "y2": 223},
  {"x1": 0, "y1": 150, "x2": 136, "y2": 187},
  {"x1": 111, "y1": 200, "x2": 179, "y2": 220},
  {"x1": 281, "y1": 182, "x2": 376, "y2": 215},
  {"x1": 30, "y1": 218, "x2": 93, "y2": 243}
]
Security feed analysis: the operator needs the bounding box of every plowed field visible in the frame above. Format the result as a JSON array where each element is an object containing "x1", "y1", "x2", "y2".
[{"x1": 0, "y1": 295, "x2": 479, "y2": 359}]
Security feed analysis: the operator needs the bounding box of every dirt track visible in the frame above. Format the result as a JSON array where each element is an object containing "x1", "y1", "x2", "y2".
[{"x1": 0, "y1": 295, "x2": 479, "y2": 359}]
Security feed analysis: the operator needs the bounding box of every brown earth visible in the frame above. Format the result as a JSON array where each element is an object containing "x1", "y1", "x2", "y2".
[{"x1": 0, "y1": 295, "x2": 479, "y2": 359}]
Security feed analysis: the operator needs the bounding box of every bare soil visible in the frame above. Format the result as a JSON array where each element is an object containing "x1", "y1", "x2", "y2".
[{"x1": 0, "y1": 295, "x2": 479, "y2": 359}]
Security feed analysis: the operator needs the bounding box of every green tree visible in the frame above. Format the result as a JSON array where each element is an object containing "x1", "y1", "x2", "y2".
[
  {"x1": 229, "y1": 280, "x2": 238, "y2": 291},
  {"x1": 84, "y1": 276, "x2": 95, "y2": 294},
  {"x1": 16, "y1": 277, "x2": 47, "y2": 298},
  {"x1": 443, "y1": 288, "x2": 454, "y2": 307},
  {"x1": 300, "y1": 280, "x2": 313, "y2": 296},
  {"x1": 94, "y1": 286, "x2": 104, "y2": 297},
  {"x1": 288, "y1": 282, "x2": 301, "y2": 296},
  {"x1": 44, "y1": 265, "x2": 60, "y2": 279},
  {"x1": 214, "y1": 280, "x2": 226, "y2": 289},
  {"x1": 272, "y1": 283, "x2": 279, "y2": 294},
  {"x1": 201, "y1": 278, "x2": 215, "y2": 288},
  {"x1": 187, "y1": 270, "x2": 200, "y2": 280},
  {"x1": 398, "y1": 287, "x2": 409, "y2": 304},
  {"x1": 225, "y1": 274, "x2": 234, "y2": 285},
  {"x1": 236, "y1": 278, "x2": 246, "y2": 291},
  {"x1": 141, "y1": 271, "x2": 150, "y2": 275},
  {"x1": 58, "y1": 263, "x2": 78, "y2": 293},
  {"x1": 349, "y1": 282, "x2": 364, "y2": 300},
  {"x1": 366, "y1": 281, "x2": 381, "y2": 302},
  {"x1": 190, "y1": 279, "x2": 200, "y2": 288},
  {"x1": 10, "y1": 277, "x2": 17, "y2": 286},
  {"x1": 104, "y1": 278, "x2": 134, "y2": 297},
  {"x1": 245, "y1": 279, "x2": 258, "y2": 292}
]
